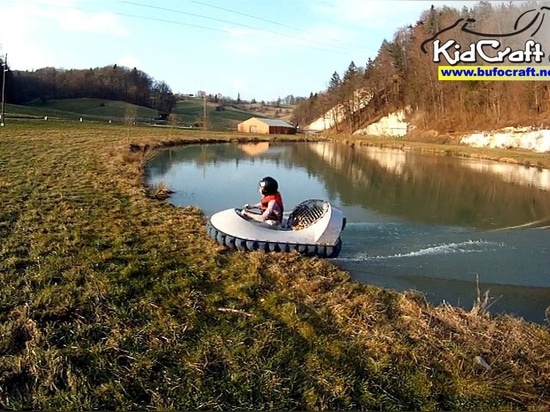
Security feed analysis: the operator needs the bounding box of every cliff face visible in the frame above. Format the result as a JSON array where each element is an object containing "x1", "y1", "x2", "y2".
[
  {"x1": 352, "y1": 109, "x2": 409, "y2": 138},
  {"x1": 366, "y1": 112, "x2": 550, "y2": 153},
  {"x1": 307, "y1": 102, "x2": 550, "y2": 154}
]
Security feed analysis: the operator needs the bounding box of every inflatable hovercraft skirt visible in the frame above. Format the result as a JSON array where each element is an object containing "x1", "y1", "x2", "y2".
[{"x1": 206, "y1": 199, "x2": 346, "y2": 258}]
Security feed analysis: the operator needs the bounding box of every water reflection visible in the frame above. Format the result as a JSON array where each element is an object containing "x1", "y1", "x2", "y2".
[
  {"x1": 298, "y1": 143, "x2": 550, "y2": 229},
  {"x1": 238, "y1": 142, "x2": 270, "y2": 156},
  {"x1": 147, "y1": 142, "x2": 550, "y2": 229},
  {"x1": 460, "y1": 159, "x2": 550, "y2": 191},
  {"x1": 145, "y1": 142, "x2": 550, "y2": 323}
]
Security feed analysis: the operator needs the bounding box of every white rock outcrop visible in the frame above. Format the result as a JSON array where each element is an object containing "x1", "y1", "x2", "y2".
[
  {"x1": 306, "y1": 92, "x2": 550, "y2": 154},
  {"x1": 460, "y1": 127, "x2": 550, "y2": 153},
  {"x1": 353, "y1": 109, "x2": 409, "y2": 137},
  {"x1": 305, "y1": 89, "x2": 373, "y2": 132}
]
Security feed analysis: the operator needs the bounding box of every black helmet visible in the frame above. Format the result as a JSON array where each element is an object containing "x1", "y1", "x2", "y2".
[{"x1": 259, "y1": 176, "x2": 278, "y2": 195}]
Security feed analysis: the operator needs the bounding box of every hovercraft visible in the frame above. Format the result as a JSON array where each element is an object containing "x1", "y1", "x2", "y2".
[{"x1": 206, "y1": 199, "x2": 346, "y2": 258}]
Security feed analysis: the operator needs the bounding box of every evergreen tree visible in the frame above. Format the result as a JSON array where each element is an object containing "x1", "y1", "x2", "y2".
[{"x1": 328, "y1": 71, "x2": 341, "y2": 92}]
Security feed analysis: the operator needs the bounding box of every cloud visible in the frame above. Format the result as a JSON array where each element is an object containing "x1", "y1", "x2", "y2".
[
  {"x1": 220, "y1": 1, "x2": 408, "y2": 61},
  {"x1": 0, "y1": 0, "x2": 129, "y2": 70},
  {"x1": 0, "y1": 3, "x2": 34, "y2": 43},
  {"x1": 2, "y1": 0, "x2": 128, "y2": 36},
  {"x1": 0, "y1": 3, "x2": 57, "y2": 68},
  {"x1": 302, "y1": 0, "x2": 479, "y2": 59},
  {"x1": 54, "y1": 9, "x2": 129, "y2": 36}
]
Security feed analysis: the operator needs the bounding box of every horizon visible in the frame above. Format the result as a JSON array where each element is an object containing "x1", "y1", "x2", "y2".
[{"x1": 2, "y1": 0, "x2": 485, "y2": 102}]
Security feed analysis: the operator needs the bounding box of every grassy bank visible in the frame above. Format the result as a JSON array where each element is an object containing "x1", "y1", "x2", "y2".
[{"x1": 1, "y1": 121, "x2": 549, "y2": 410}]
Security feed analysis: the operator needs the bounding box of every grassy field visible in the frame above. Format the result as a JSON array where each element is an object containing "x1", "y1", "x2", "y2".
[
  {"x1": 5, "y1": 98, "x2": 291, "y2": 131},
  {"x1": 21, "y1": 98, "x2": 158, "y2": 123},
  {"x1": 0, "y1": 120, "x2": 549, "y2": 410},
  {"x1": 172, "y1": 100, "x2": 258, "y2": 130}
]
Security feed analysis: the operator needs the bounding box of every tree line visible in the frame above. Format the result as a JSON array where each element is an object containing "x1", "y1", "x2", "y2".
[
  {"x1": 292, "y1": 1, "x2": 550, "y2": 134},
  {"x1": 0, "y1": 55, "x2": 303, "y2": 116},
  {"x1": 0, "y1": 63, "x2": 176, "y2": 113}
]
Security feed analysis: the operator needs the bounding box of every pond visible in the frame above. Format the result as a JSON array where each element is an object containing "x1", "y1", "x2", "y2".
[{"x1": 146, "y1": 141, "x2": 550, "y2": 323}]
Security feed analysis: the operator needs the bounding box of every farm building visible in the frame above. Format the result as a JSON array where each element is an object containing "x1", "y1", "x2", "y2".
[{"x1": 237, "y1": 117, "x2": 296, "y2": 134}]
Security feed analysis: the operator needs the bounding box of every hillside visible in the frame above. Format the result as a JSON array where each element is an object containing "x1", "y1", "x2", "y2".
[
  {"x1": 294, "y1": 3, "x2": 550, "y2": 140},
  {"x1": 15, "y1": 98, "x2": 158, "y2": 123},
  {"x1": 238, "y1": 102, "x2": 294, "y2": 122},
  {"x1": 2, "y1": 98, "x2": 294, "y2": 130}
]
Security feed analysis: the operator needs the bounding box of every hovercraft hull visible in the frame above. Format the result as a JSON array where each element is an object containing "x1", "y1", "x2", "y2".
[{"x1": 206, "y1": 199, "x2": 345, "y2": 258}]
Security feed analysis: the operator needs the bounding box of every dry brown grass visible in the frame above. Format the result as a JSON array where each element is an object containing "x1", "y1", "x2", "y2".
[{"x1": 0, "y1": 120, "x2": 549, "y2": 410}]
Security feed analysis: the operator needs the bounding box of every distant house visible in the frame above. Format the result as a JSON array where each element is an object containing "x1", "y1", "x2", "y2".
[{"x1": 237, "y1": 117, "x2": 296, "y2": 135}]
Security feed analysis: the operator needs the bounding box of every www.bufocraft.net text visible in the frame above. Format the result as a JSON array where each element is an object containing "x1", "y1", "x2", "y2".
[{"x1": 438, "y1": 66, "x2": 550, "y2": 80}]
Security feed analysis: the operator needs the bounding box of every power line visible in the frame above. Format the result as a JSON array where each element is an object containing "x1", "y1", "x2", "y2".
[
  {"x1": 3, "y1": 0, "x2": 230, "y2": 34},
  {"x1": 6, "y1": 0, "x2": 374, "y2": 98},
  {"x1": 111, "y1": 8, "x2": 230, "y2": 34},
  {"x1": 119, "y1": 1, "x2": 272, "y2": 35},
  {"x1": 190, "y1": 0, "x2": 373, "y2": 53},
  {"x1": 118, "y1": 0, "x2": 365, "y2": 56},
  {"x1": 8, "y1": 0, "x2": 371, "y2": 58}
]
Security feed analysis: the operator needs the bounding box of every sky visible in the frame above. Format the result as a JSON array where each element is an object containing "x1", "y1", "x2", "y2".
[{"x1": 0, "y1": 0, "x2": 485, "y2": 102}]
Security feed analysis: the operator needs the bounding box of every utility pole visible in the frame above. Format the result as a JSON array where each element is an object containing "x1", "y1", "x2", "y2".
[
  {"x1": 1, "y1": 54, "x2": 7, "y2": 127},
  {"x1": 203, "y1": 93, "x2": 207, "y2": 131}
]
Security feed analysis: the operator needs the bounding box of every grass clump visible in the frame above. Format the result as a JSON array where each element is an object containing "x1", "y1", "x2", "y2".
[
  {"x1": 0, "y1": 121, "x2": 549, "y2": 410},
  {"x1": 147, "y1": 182, "x2": 174, "y2": 200}
]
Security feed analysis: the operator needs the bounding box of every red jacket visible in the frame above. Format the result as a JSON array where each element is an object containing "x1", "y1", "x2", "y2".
[{"x1": 260, "y1": 192, "x2": 284, "y2": 222}]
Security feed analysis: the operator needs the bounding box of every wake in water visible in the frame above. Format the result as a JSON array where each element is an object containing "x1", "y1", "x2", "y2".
[
  {"x1": 331, "y1": 222, "x2": 550, "y2": 322},
  {"x1": 337, "y1": 239, "x2": 506, "y2": 262}
]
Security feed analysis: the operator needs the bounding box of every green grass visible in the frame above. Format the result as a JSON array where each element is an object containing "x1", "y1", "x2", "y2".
[
  {"x1": 3, "y1": 102, "x2": 83, "y2": 120},
  {"x1": 5, "y1": 97, "x2": 288, "y2": 132},
  {"x1": 20, "y1": 98, "x2": 158, "y2": 122},
  {"x1": 6, "y1": 98, "x2": 260, "y2": 130},
  {"x1": 0, "y1": 120, "x2": 549, "y2": 410},
  {"x1": 173, "y1": 100, "x2": 259, "y2": 130}
]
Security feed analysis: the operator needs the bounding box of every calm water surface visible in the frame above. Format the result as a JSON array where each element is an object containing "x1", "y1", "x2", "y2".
[{"x1": 146, "y1": 142, "x2": 550, "y2": 323}]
